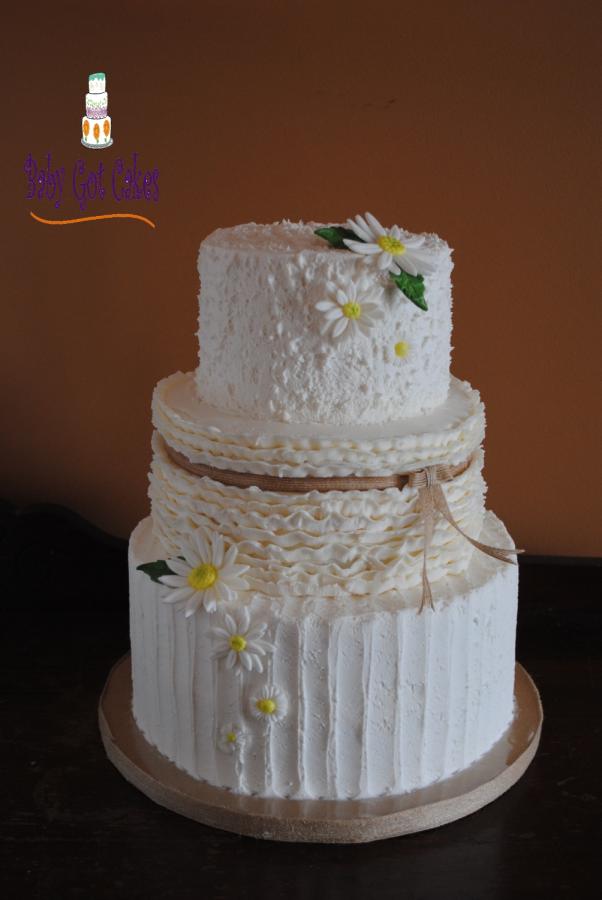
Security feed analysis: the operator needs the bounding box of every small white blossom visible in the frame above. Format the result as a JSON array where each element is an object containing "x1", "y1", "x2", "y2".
[
  {"x1": 217, "y1": 723, "x2": 247, "y2": 755},
  {"x1": 159, "y1": 526, "x2": 249, "y2": 617},
  {"x1": 315, "y1": 275, "x2": 384, "y2": 342},
  {"x1": 344, "y1": 211, "x2": 435, "y2": 277},
  {"x1": 250, "y1": 684, "x2": 287, "y2": 723},
  {"x1": 210, "y1": 607, "x2": 273, "y2": 674}
]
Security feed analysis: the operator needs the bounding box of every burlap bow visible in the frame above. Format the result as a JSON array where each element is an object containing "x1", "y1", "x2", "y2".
[{"x1": 408, "y1": 464, "x2": 522, "y2": 613}]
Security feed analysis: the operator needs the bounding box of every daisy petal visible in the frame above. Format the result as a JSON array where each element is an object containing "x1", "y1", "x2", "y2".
[
  {"x1": 224, "y1": 613, "x2": 236, "y2": 633},
  {"x1": 203, "y1": 595, "x2": 217, "y2": 613},
  {"x1": 212, "y1": 626, "x2": 230, "y2": 639},
  {"x1": 378, "y1": 252, "x2": 392, "y2": 270},
  {"x1": 343, "y1": 239, "x2": 381, "y2": 255},
  {"x1": 192, "y1": 528, "x2": 210, "y2": 562},
  {"x1": 398, "y1": 256, "x2": 418, "y2": 277},
  {"x1": 211, "y1": 533, "x2": 225, "y2": 568},
  {"x1": 162, "y1": 586, "x2": 193, "y2": 605},
  {"x1": 180, "y1": 542, "x2": 200, "y2": 568},
  {"x1": 361, "y1": 302, "x2": 384, "y2": 317},
  {"x1": 315, "y1": 300, "x2": 337, "y2": 312},
  {"x1": 185, "y1": 594, "x2": 201, "y2": 617},
  {"x1": 216, "y1": 582, "x2": 235, "y2": 603},
  {"x1": 332, "y1": 317, "x2": 348, "y2": 338},
  {"x1": 321, "y1": 307, "x2": 344, "y2": 322},
  {"x1": 365, "y1": 212, "x2": 386, "y2": 236},
  {"x1": 346, "y1": 217, "x2": 373, "y2": 242},
  {"x1": 354, "y1": 214, "x2": 378, "y2": 240},
  {"x1": 165, "y1": 558, "x2": 192, "y2": 577},
  {"x1": 159, "y1": 574, "x2": 188, "y2": 589}
]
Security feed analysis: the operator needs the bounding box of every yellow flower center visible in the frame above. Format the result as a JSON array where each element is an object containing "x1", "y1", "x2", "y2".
[
  {"x1": 256, "y1": 698, "x2": 277, "y2": 716},
  {"x1": 342, "y1": 301, "x2": 361, "y2": 319},
  {"x1": 229, "y1": 634, "x2": 247, "y2": 652},
  {"x1": 226, "y1": 731, "x2": 237, "y2": 744},
  {"x1": 378, "y1": 235, "x2": 405, "y2": 256},
  {"x1": 394, "y1": 341, "x2": 410, "y2": 358},
  {"x1": 187, "y1": 563, "x2": 218, "y2": 591}
]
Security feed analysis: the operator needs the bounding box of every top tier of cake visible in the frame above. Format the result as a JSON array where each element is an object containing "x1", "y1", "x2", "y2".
[
  {"x1": 88, "y1": 72, "x2": 106, "y2": 93},
  {"x1": 196, "y1": 219, "x2": 453, "y2": 426}
]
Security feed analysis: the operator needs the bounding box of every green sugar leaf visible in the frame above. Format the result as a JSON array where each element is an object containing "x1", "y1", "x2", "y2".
[
  {"x1": 137, "y1": 559, "x2": 180, "y2": 584},
  {"x1": 314, "y1": 225, "x2": 362, "y2": 250},
  {"x1": 390, "y1": 270, "x2": 427, "y2": 311}
]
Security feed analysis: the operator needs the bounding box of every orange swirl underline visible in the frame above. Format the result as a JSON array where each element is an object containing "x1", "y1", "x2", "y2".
[{"x1": 30, "y1": 211, "x2": 156, "y2": 229}]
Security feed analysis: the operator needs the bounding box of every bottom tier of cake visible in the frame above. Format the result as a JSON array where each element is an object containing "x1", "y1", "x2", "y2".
[
  {"x1": 129, "y1": 513, "x2": 518, "y2": 800},
  {"x1": 82, "y1": 115, "x2": 111, "y2": 147}
]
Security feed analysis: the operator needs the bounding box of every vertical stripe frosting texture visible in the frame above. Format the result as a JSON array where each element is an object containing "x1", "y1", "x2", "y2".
[{"x1": 129, "y1": 513, "x2": 518, "y2": 800}]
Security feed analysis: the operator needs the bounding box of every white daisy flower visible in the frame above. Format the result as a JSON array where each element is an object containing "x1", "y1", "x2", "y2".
[
  {"x1": 250, "y1": 684, "x2": 287, "y2": 723},
  {"x1": 344, "y1": 211, "x2": 436, "y2": 277},
  {"x1": 158, "y1": 526, "x2": 249, "y2": 617},
  {"x1": 217, "y1": 722, "x2": 247, "y2": 755},
  {"x1": 210, "y1": 607, "x2": 273, "y2": 674},
  {"x1": 315, "y1": 275, "x2": 384, "y2": 342}
]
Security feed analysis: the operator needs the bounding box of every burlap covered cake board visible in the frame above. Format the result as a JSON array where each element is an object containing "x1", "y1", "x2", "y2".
[{"x1": 99, "y1": 655, "x2": 542, "y2": 844}]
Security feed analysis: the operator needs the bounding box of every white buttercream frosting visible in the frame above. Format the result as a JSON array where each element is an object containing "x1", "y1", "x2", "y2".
[
  {"x1": 153, "y1": 370, "x2": 484, "y2": 477},
  {"x1": 149, "y1": 370, "x2": 487, "y2": 599},
  {"x1": 127, "y1": 216, "x2": 520, "y2": 806},
  {"x1": 130, "y1": 513, "x2": 518, "y2": 799},
  {"x1": 196, "y1": 221, "x2": 453, "y2": 425}
]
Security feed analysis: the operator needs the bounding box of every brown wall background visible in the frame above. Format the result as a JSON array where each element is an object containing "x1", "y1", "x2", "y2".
[{"x1": 2, "y1": 1, "x2": 600, "y2": 555}]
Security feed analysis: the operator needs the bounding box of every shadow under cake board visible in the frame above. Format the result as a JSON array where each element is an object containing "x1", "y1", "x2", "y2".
[{"x1": 99, "y1": 655, "x2": 542, "y2": 844}]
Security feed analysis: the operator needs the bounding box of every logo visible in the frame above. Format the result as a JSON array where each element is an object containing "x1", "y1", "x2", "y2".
[
  {"x1": 24, "y1": 72, "x2": 159, "y2": 228},
  {"x1": 81, "y1": 72, "x2": 112, "y2": 149}
]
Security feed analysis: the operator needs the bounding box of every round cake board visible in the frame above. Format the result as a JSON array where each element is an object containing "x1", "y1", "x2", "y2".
[
  {"x1": 99, "y1": 655, "x2": 542, "y2": 844},
  {"x1": 81, "y1": 139, "x2": 113, "y2": 149}
]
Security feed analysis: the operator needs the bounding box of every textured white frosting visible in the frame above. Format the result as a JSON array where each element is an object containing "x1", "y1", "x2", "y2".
[
  {"x1": 149, "y1": 370, "x2": 487, "y2": 599},
  {"x1": 196, "y1": 221, "x2": 453, "y2": 425},
  {"x1": 154, "y1": 370, "x2": 484, "y2": 477},
  {"x1": 130, "y1": 513, "x2": 518, "y2": 800}
]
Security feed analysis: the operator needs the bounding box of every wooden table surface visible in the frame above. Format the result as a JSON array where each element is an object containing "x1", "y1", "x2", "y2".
[{"x1": 2, "y1": 503, "x2": 600, "y2": 900}]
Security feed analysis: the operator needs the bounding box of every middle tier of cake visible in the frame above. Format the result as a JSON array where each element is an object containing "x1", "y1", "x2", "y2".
[{"x1": 149, "y1": 371, "x2": 487, "y2": 601}]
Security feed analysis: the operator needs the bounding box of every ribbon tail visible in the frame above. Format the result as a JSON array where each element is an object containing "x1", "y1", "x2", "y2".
[
  {"x1": 417, "y1": 485, "x2": 437, "y2": 614},
  {"x1": 432, "y1": 484, "x2": 523, "y2": 565},
  {"x1": 419, "y1": 561, "x2": 434, "y2": 614}
]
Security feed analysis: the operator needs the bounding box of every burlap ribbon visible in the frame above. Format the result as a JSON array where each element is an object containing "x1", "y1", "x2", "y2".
[
  {"x1": 407, "y1": 464, "x2": 522, "y2": 613},
  {"x1": 164, "y1": 439, "x2": 521, "y2": 612}
]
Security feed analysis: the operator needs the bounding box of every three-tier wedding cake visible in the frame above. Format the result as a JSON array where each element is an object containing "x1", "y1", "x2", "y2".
[
  {"x1": 128, "y1": 214, "x2": 520, "y2": 803},
  {"x1": 81, "y1": 72, "x2": 112, "y2": 148}
]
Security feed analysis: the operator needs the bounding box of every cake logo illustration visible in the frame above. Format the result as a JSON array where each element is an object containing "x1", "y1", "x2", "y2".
[{"x1": 81, "y1": 72, "x2": 112, "y2": 149}]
